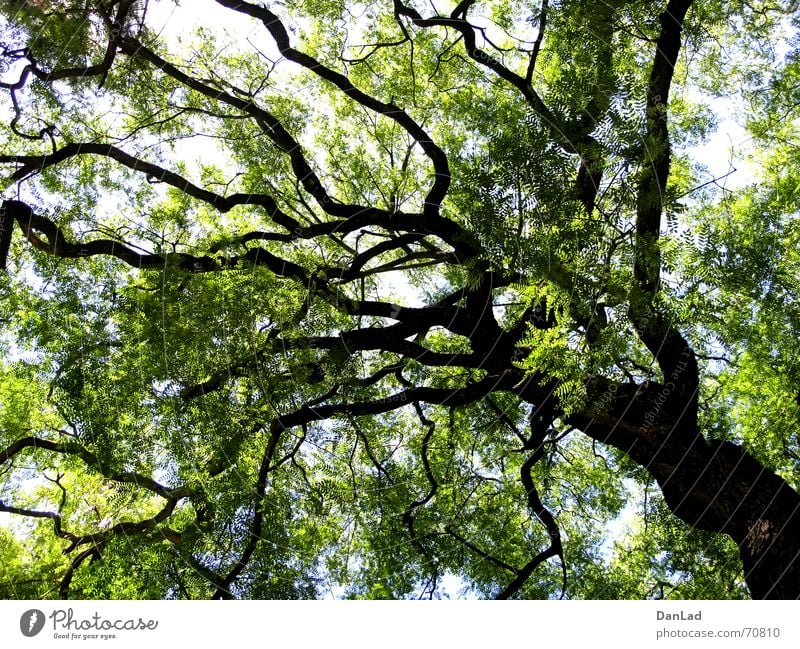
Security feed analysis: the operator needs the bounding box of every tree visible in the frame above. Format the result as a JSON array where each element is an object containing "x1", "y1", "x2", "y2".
[{"x1": 0, "y1": 0, "x2": 799, "y2": 600}]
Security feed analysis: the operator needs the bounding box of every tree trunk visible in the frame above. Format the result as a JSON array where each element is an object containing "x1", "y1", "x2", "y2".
[
  {"x1": 572, "y1": 381, "x2": 800, "y2": 599},
  {"x1": 645, "y1": 436, "x2": 800, "y2": 599}
]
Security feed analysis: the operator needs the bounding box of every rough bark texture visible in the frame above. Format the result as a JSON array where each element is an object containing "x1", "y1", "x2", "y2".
[{"x1": 572, "y1": 378, "x2": 800, "y2": 599}]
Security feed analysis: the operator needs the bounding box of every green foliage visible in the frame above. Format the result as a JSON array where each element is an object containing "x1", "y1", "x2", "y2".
[{"x1": 0, "y1": 0, "x2": 799, "y2": 600}]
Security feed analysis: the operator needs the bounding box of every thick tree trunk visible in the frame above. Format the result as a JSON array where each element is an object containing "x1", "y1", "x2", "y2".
[
  {"x1": 573, "y1": 381, "x2": 800, "y2": 599},
  {"x1": 667, "y1": 439, "x2": 800, "y2": 599},
  {"x1": 643, "y1": 436, "x2": 800, "y2": 599}
]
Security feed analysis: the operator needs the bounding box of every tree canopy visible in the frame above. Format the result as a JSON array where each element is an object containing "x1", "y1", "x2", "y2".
[{"x1": 1, "y1": 0, "x2": 800, "y2": 600}]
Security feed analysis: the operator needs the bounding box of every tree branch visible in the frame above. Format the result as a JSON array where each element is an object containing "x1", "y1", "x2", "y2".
[{"x1": 213, "y1": 0, "x2": 452, "y2": 215}]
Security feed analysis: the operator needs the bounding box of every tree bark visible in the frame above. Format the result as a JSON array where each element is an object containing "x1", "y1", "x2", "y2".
[{"x1": 572, "y1": 380, "x2": 800, "y2": 599}]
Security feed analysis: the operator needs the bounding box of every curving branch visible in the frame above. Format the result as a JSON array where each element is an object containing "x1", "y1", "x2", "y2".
[
  {"x1": 268, "y1": 369, "x2": 549, "y2": 436},
  {"x1": 0, "y1": 198, "x2": 310, "y2": 277},
  {"x1": 211, "y1": 425, "x2": 282, "y2": 598},
  {"x1": 0, "y1": 143, "x2": 302, "y2": 233},
  {"x1": 389, "y1": 0, "x2": 578, "y2": 148},
  {"x1": 0, "y1": 431, "x2": 188, "y2": 598},
  {"x1": 0, "y1": 435, "x2": 186, "y2": 501},
  {"x1": 56, "y1": 497, "x2": 182, "y2": 598},
  {"x1": 0, "y1": 1, "x2": 139, "y2": 141},
  {"x1": 213, "y1": 0, "x2": 452, "y2": 215},
  {"x1": 629, "y1": 0, "x2": 699, "y2": 424},
  {"x1": 2, "y1": 0, "x2": 795, "y2": 602},
  {"x1": 444, "y1": 524, "x2": 517, "y2": 573},
  {"x1": 525, "y1": 0, "x2": 548, "y2": 86},
  {"x1": 388, "y1": 0, "x2": 607, "y2": 232},
  {"x1": 495, "y1": 408, "x2": 565, "y2": 599},
  {"x1": 0, "y1": 500, "x2": 79, "y2": 545}
]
